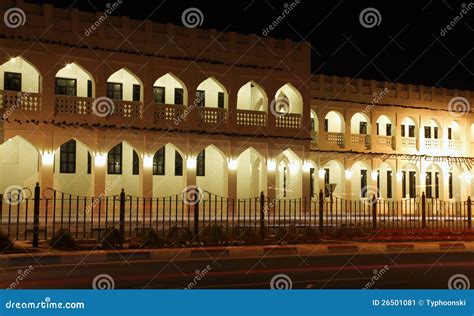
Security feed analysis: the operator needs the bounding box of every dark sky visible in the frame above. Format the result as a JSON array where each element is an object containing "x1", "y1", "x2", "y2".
[{"x1": 27, "y1": 0, "x2": 473, "y2": 90}]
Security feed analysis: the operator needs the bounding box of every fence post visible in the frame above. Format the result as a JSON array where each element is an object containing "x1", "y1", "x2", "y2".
[
  {"x1": 421, "y1": 192, "x2": 426, "y2": 229},
  {"x1": 32, "y1": 182, "x2": 40, "y2": 248},
  {"x1": 468, "y1": 196, "x2": 472, "y2": 230},
  {"x1": 119, "y1": 189, "x2": 125, "y2": 244},
  {"x1": 371, "y1": 194, "x2": 377, "y2": 230},
  {"x1": 193, "y1": 192, "x2": 200, "y2": 240},
  {"x1": 318, "y1": 189, "x2": 324, "y2": 233},
  {"x1": 259, "y1": 191, "x2": 265, "y2": 240}
]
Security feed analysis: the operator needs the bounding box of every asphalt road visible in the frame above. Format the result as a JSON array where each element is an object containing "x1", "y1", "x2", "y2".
[{"x1": 0, "y1": 251, "x2": 472, "y2": 289}]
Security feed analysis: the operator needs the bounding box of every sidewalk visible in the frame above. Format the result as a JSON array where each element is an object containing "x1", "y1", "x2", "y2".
[{"x1": 0, "y1": 241, "x2": 471, "y2": 267}]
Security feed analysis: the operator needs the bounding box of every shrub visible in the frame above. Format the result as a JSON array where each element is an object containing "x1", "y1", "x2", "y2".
[
  {"x1": 100, "y1": 227, "x2": 123, "y2": 249},
  {"x1": 236, "y1": 227, "x2": 261, "y2": 245},
  {"x1": 331, "y1": 226, "x2": 364, "y2": 240},
  {"x1": 201, "y1": 225, "x2": 228, "y2": 243},
  {"x1": 48, "y1": 229, "x2": 76, "y2": 250},
  {"x1": 302, "y1": 227, "x2": 321, "y2": 242},
  {"x1": 140, "y1": 228, "x2": 166, "y2": 247},
  {"x1": 167, "y1": 226, "x2": 194, "y2": 244},
  {"x1": 0, "y1": 232, "x2": 13, "y2": 252},
  {"x1": 275, "y1": 226, "x2": 297, "y2": 244}
]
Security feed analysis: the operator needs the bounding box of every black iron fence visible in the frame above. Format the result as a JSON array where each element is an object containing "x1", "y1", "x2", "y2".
[{"x1": 0, "y1": 183, "x2": 472, "y2": 244}]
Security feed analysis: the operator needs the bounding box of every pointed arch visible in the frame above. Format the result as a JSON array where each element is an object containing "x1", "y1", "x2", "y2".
[
  {"x1": 0, "y1": 56, "x2": 41, "y2": 93},
  {"x1": 236, "y1": 81, "x2": 268, "y2": 111},
  {"x1": 236, "y1": 147, "x2": 267, "y2": 198},
  {"x1": 274, "y1": 83, "x2": 303, "y2": 115},
  {"x1": 153, "y1": 72, "x2": 188, "y2": 105},
  {"x1": 55, "y1": 62, "x2": 95, "y2": 98},
  {"x1": 196, "y1": 77, "x2": 228, "y2": 108},
  {"x1": 106, "y1": 68, "x2": 143, "y2": 102}
]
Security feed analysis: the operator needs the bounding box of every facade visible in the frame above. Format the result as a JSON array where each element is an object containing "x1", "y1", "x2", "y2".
[{"x1": 0, "y1": 0, "x2": 473, "y2": 204}]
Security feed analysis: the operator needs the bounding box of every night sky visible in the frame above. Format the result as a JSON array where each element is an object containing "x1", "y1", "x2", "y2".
[{"x1": 27, "y1": 0, "x2": 473, "y2": 90}]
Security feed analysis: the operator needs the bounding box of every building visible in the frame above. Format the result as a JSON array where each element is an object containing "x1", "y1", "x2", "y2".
[{"x1": 0, "y1": 0, "x2": 473, "y2": 205}]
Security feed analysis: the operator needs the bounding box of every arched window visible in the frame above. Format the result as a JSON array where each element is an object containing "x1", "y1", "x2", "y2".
[
  {"x1": 107, "y1": 143, "x2": 122, "y2": 175},
  {"x1": 132, "y1": 150, "x2": 139, "y2": 175},
  {"x1": 175, "y1": 151, "x2": 183, "y2": 176},
  {"x1": 60, "y1": 140, "x2": 76, "y2": 174},
  {"x1": 196, "y1": 150, "x2": 205, "y2": 176},
  {"x1": 153, "y1": 147, "x2": 165, "y2": 175}
]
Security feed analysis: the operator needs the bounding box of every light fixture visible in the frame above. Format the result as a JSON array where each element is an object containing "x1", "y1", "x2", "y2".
[
  {"x1": 66, "y1": 63, "x2": 72, "y2": 68},
  {"x1": 143, "y1": 155, "x2": 153, "y2": 168},
  {"x1": 187, "y1": 156, "x2": 196, "y2": 169},
  {"x1": 302, "y1": 161, "x2": 312, "y2": 172},
  {"x1": 10, "y1": 57, "x2": 16, "y2": 63},
  {"x1": 319, "y1": 168, "x2": 326, "y2": 178},
  {"x1": 289, "y1": 161, "x2": 299, "y2": 173},
  {"x1": 396, "y1": 171, "x2": 403, "y2": 181},
  {"x1": 371, "y1": 170, "x2": 378, "y2": 180},
  {"x1": 267, "y1": 159, "x2": 276, "y2": 171},
  {"x1": 345, "y1": 169, "x2": 352, "y2": 180},
  {"x1": 465, "y1": 172, "x2": 472, "y2": 183},
  {"x1": 41, "y1": 152, "x2": 54, "y2": 165},
  {"x1": 228, "y1": 158, "x2": 237, "y2": 170},
  {"x1": 95, "y1": 153, "x2": 107, "y2": 166}
]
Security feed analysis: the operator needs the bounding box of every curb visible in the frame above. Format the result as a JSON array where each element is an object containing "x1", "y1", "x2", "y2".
[{"x1": 0, "y1": 242, "x2": 470, "y2": 267}]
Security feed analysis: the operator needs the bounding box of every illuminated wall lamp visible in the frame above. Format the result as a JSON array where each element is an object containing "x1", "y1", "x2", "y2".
[
  {"x1": 95, "y1": 153, "x2": 107, "y2": 166},
  {"x1": 318, "y1": 168, "x2": 326, "y2": 178},
  {"x1": 267, "y1": 159, "x2": 276, "y2": 171},
  {"x1": 228, "y1": 158, "x2": 237, "y2": 170},
  {"x1": 345, "y1": 169, "x2": 352, "y2": 180},
  {"x1": 41, "y1": 152, "x2": 54, "y2": 165},
  {"x1": 143, "y1": 155, "x2": 153, "y2": 168},
  {"x1": 302, "y1": 161, "x2": 312, "y2": 172},
  {"x1": 187, "y1": 157, "x2": 196, "y2": 169}
]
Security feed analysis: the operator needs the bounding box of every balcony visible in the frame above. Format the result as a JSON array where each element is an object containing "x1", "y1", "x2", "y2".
[
  {"x1": 153, "y1": 103, "x2": 186, "y2": 129},
  {"x1": 401, "y1": 137, "x2": 417, "y2": 148},
  {"x1": 55, "y1": 95, "x2": 93, "y2": 115},
  {"x1": 448, "y1": 139, "x2": 462, "y2": 151},
  {"x1": 311, "y1": 131, "x2": 318, "y2": 146},
  {"x1": 110, "y1": 100, "x2": 142, "y2": 118},
  {"x1": 0, "y1": 90, "x2": 41, "y2": 113},
  {"x1": 351, "y1": 134, "x2": 371, "y2": 149},
  {"x1": 236, "y1": 110, "x2": 266, "y2": 127},
  {"x1": 323, "y1": 132, "x2": 344, "y2": 147},
  {"x1": 377, "y1": 135, "x2": 395, "y2": 150},
  {"x1": 424, "y1": 138, "x2": 441, "y2": 149},
  {"x1": 275, "y1": 113, "x2": 301, "y2": 129}
]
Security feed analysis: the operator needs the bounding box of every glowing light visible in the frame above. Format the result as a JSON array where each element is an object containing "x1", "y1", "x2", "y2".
[
  {"x1": 302, "y1": 161, "x2": 312, "y2": 172},
  {"x1": 371, "y1": 170, "x2": 379, "y2": 180},
  {"x1": 187, "y1": 157, "x2": 196, "y2": 169},
  {"x1": 228, "y1": 158, "x2": 237, "y2": 170},
  {"x1": 345, "y1": 169, "x2": 352, "y2": 180},
  {"x1": 319, "y1": 168, "x2": 326, "y2": 178},
  {"x1": 10, "y1": 57, "x2": 16, "y2": 63},
  {"x1": 95, "y1": 153, "x2": 107, "y2": 166},
  {"x1": 66, "y1": 63, "x2": 72, "y2": 68},
  {"x1": 267, "y1": 159, "x2": 276, "y2": 171},
  {"x1": 41, "y1": 152, "x2": 54, "y2": 165},
  {"x1": 396, "y1": 171, "x2": 403, "y2": 181},
  {"x1": 289, "y1": 161, "x2": 299, "y2": 173},
  {"x1": 143, "y1": 155, "x2": 153, "y2": 168}
]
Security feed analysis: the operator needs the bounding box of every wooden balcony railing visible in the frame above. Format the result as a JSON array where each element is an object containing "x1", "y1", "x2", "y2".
[
  {"x1": 351, "y1": 134, "x2": 371, "y2": 149},
  {"x1": 275, "y1": 113, "x2": 301, "y2": 129},
  {"x1": 0, "y1": 90, "x2": 41, "y2": 113},
  {"x1": 401, "y1": 137, "x2": 417, "y2": 148},
  {"x1": 448, "y1": 139, "x2": 462, "y2": 151},
  {"x1": 236, "y1": 110, "x2": 266, "y2": 127},
  {"x1": 55, "y1": 95, "x2": 93, "y2": 115},
  {"x1": 323, "y1": 132, "x2": 344, "y2": 147},
  {"x1": 377, "y1": 135, "x2": 395, "y2": 149}
]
